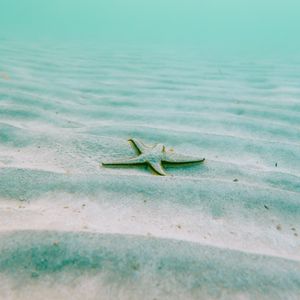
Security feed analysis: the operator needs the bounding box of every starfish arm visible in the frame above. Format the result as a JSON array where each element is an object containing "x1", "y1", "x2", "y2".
[
  {"x1": 163, "y1": 152, "x2": 205, "y2": 164},
  {"x1": 128, "y1": 138, "x2": 148, "y2": 153},
  {"x1": 148, "y1": 161, "x2": 167, "y2": 176},
  {"x1": 102, "y1": 156, "x2": 145, "y2": 166}
]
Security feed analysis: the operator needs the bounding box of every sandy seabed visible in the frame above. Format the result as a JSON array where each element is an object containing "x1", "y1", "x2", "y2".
[{"x1": 0, "y1": 40, "x2": 300, "y2": 299}]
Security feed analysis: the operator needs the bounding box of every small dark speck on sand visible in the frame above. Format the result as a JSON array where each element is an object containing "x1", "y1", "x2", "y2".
[
  {"x1": 294, "y1": 233, "x2": 298, "y2": 237},
  {"x1": 264, "y1": 205, "x2": 269, "y2": 210},
  {"x1": 131, "y1": 263, "x2": 140, "y2": 271},
  {"x1": 291, "y1": 228, "x2": 296, "y2": 231},
  {"x1": 276, "y1": 224, "x2": 282, "y2": 231},
  {"x1": 31, "y1": 272, "x2": 39, "y2": 278},
  {"x1": 176, "y1": 224, "x2": 182, "y2": 229},
  {"x1": 275, "y1": 162, "x2": 278, "y2": 167},
  {"x1": 233, "y1": 178, "x2": 239, "y2": 182}
]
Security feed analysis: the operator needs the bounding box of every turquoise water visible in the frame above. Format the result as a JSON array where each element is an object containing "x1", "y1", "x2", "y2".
[
  {"x1": 1, "y1": 0, "x2": 300, "y2": 56},
  {"x1": 0, "y1": 1, "x2": 300, "y2": 299}
]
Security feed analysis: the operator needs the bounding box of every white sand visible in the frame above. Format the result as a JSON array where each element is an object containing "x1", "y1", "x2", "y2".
[{"x1": 0, "y1": 40, "x2": 299, "y2": 299}]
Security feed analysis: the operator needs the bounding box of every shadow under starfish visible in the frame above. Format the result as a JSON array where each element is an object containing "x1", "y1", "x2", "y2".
[{"x1": 102, "y1": 138, "x2": 205, "y2": 176}]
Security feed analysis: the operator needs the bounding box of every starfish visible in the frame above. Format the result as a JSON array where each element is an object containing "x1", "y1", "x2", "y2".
[{"x1": 102, "y1": 138, "x2": 205, "y2": 176}]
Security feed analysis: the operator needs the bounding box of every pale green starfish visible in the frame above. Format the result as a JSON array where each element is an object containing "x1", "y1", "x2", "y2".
[{"x1": 102, "y1": 138, "x2": 205, "y2": 176}]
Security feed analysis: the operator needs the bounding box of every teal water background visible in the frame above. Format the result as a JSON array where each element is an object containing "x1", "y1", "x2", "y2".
[{"x1": 1, "y1": 0, "x2": 300, "y2": 56}]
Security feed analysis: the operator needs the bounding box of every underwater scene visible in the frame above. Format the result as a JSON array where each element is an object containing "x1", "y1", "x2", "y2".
[{"x1": 0, "y1": 1, "x2": 300, "y2": 299}]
